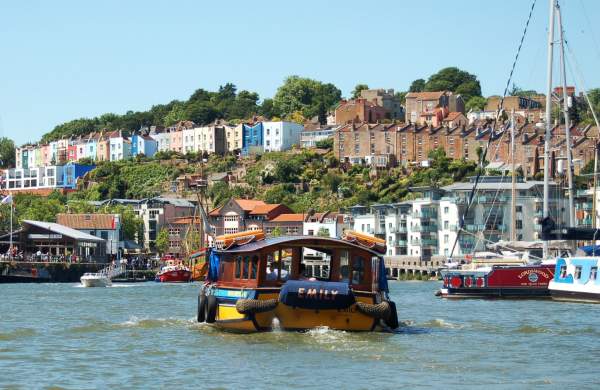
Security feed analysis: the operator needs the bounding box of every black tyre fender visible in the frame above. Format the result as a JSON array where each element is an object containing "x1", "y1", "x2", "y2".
[
  {"x1": 205, "y1": 294, "x2": 217, "y2": 323},
  {"x1": 384, "y1": 300, "x2": 399, "y2": 329},
  {"x1": 235, "y1": 298, "x2": 278, "y2": 314},
  {"x1": 197, "y1": 291, "x2": 207, "y2": 323}
]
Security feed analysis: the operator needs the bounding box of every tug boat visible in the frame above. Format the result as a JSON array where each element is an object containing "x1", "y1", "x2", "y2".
[
  {"x1": 155, "y1": 262, "x2": 192, "y2": 283},
  {"x1": 197, "y1": 230, "x2": 399, "y2": 332}
]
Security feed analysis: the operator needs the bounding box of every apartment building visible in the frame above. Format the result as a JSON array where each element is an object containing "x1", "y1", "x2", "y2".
[{"x1": 262, "y1": 121, "x2": 304, "y2": 152}]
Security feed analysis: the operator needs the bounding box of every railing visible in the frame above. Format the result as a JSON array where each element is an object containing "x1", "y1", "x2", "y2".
[{"x1": 98, "y1": 263, "x2": 127, "y2": 279}]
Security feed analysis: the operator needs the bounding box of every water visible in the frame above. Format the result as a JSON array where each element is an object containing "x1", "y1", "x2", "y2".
[{"x1": 1, "y1": 281, "x2": 599, "y2": 389}]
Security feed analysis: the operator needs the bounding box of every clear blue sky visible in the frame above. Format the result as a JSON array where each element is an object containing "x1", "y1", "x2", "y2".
[{"x1": 2, "y1": 0, "x2": 600, "y2": 146}]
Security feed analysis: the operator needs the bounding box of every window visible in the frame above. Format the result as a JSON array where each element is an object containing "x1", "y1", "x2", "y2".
[
  {"x1": 339, "y1": 250, "x2": 349, "y2": 282},
  {"x1": 575, "y1": 266, "x2": 582, "y2": 280},
  {"x1": 352, "y1": 257, "x2": 365, "y2": 284},
  {"x1": 516, "y1": 205, "x2": 523, "y2": 212},
  {"x1": 591, "y1": 267, "x2": 598, "y2": 281},
  {"x1": 308, "y1": 229, "x2": 314, "y2": 236},
  {"x1": 516, "y1": 220, "x2": 523, "y2": 230},
  {"x1": 444, "y1": 221, "x2": 449, "y2": 229},
  {"x1": 444, "y1": 207, "x2": 449, "y2": 214},
  {"x1": 444, "y1": 234, "x2": 449, "y2": 244},
  {"x1": 235, "y1": 256, "x2": 242, "y2": 278}
]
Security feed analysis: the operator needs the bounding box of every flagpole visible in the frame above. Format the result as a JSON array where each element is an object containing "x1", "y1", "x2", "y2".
[{"x1": 9, "y1": 193, "x2": 13, "y2": 258}]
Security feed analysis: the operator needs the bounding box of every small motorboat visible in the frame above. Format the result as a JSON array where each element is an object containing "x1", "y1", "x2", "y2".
[
  {"x1": 155, "y1": 264, "x2": 192, "y2": 283},
  {"x1": 80, "y1": 272, "x2": 112, "y2": 287}
]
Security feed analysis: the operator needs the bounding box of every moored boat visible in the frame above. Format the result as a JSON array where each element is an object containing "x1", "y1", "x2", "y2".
[
  {"x1": 197, "y1": 230, "x2": 399, "y2": 332},
  {"x1": 549, "y1": 255, "x2": 600, "y2": 303},
  {"x1": 438, "y1": 264, "x2": 555, "y2": 299},
  {"x1": 155, "y1": 264, "x2": 192, "y2": 283}
]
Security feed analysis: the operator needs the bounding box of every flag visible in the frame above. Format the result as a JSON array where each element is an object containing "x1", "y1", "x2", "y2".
[{"x1": 0, "y1": 194, "x2": 12, "y2": 205}]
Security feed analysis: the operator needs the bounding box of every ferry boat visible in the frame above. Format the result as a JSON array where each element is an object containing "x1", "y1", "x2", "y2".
[
  {"x1": 155, "y1": 264, "x2": 192, "y2": 283},
  {"x1": 196, "y1": 230, "x2": 399, "y2": 332}
]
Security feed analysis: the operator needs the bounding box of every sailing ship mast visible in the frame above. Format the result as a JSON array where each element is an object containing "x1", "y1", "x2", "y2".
[
  {"x1": 511, "y1": 110, "x2": 517, "y2": 242},
  {"x1": 542, "y1": 0, "x2": 557, "y2": 259},
  {"x1": 556, "y1": 2, "x2": 575, "y2": 228}
]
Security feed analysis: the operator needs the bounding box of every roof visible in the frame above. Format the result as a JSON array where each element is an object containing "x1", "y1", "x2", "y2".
[
  {"x1": 249, "y1": 204, "x2": 283, "y2": 215},
  {"x1": 406, "y1": 91, "x2": 446, "y2": 100},
  {"x1": 214, "y1": 235, "x2": 382, "y2": 257},
  {"x1": 444, "y1": 112, "x2": 464, "y2": 121},
  {"x1": 269, "y1": 213, "x2": 305, "y2": 222},
  {"x1": 56, "y1": 214, "x2": 117, "y2": 230},
  {"x1": 23, "y1": 220, "x2": 105, "y2": 242},
  {"x1": 441, "y1": 180, "x2": 551, "y2": 191},
  {"x1": 235, "y1": 199, "x2": 266, "y2": 211}
]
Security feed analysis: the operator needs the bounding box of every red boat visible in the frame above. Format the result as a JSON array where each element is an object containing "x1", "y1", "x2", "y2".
[
  {"x1": 155, "y1": 265, "x2": 192, "y2": 283},
  {"x1": 438, "y1": 264, "x2": 555, "y2": 298}
]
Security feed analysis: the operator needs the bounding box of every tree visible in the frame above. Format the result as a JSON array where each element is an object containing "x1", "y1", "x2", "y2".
[
  {"x1": 272, "y1": 75, "x2": 341, "y2": 120},
  {"x1": 271, "y1": 226, "x2": 283, "y2": 237},
  {"x1": 0, "y1": 138, "x2": 16, "y2": 168},
  {"x1": 315, "y1": 138, "x2": 333, "y2": 149},
  {"x1": 465, "y1": 96, "x2": 487, "y2": 112},
  {"x1": 155, "y1": 228, "x2": 169, "y2": 256},
  {"x1": 351, "y1": 84, "x2": 369, "y2": 99},
  {"x1": 409, "y1": 79, "x2": 426, "y2": 92},
  {"x1": 424, "y1": 67, "x2": 482, "y2": 101},
  {"x1": 317, "y1": 227, "x2": 330, "y2": 237},
  {"x1": 163, "y1": 101, "x2": 189, "y2": 126}
]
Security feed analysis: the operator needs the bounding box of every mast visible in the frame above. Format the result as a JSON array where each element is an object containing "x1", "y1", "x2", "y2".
[
  {"x1": 594, "y1": 142, "x2": 599, "y2": 229},
  {"x1": 556, "y1": 2, "x2": 575, "y2": 227},
  {"x1": 511, "y1": 110, "x2": 517, "y2": 242},
  {"x1": 543, "y1": 0, "x2": 557, "y2": 259}
]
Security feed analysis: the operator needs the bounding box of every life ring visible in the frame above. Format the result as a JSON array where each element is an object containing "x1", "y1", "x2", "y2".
[
  {"x1": 197, "y1": 291, "x2": 207, "y2": 323},
  {"x1": 450, "y1": 276, "x2": 462, "y2": 288},
  {"x1": 464, "y1": 276, "x2": 473, "y2": 288},
  {"x1": 235, "y1": 298, "x2": 278, "y2": 314},
  {"x1": 476, "y1": 277, "x2": 485, "y2": 288},
  {"x1": 205, "y1": 295, "x2": 217, "y2": 323}
]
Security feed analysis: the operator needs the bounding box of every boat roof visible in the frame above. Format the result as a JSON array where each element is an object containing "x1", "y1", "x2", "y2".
[{"x1": 213, "y1": 235, "x2": 383, "y2": 257}]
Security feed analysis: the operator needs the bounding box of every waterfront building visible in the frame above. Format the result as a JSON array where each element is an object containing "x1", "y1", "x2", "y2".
[
  {"x1": 208, "y1": 198, "x2": 292, "y2": 236},
  {"x1": 102, "y1": 197, "x2": 195, "y2": 249},
  {"x1": 1, "y1": 163, "x2": 94, "y2": 193},
  {"x1": 263, "y1": 213, "x2": 305, "y2": 236},
  {"x1": 182, "y1": 127, "x2": 196, "y2": 154},
  {"x1": 152, "y1": 128, "x2": 171, "y2": 152},
  {"x1": 57, "y1": 213, "x2": 123, "y2": 256},
  {"x1": 359, "y1": 88, "x2": 405, "y2": 120},
  {"x1": 192, "y1": 124, "x2": 227, "y2": 155},
  {"x1": 262, "y1": 121, "x2": 304, "y2": 152},
  {"x1": 96, "y1": 133, "x2": 110, "y2": 162},
  {"x1": 13, "y1": 220, "x2": 107, "y2": 262},
  {"x1": 334, "y1": 122, "x2": 398, "y2": 168}
]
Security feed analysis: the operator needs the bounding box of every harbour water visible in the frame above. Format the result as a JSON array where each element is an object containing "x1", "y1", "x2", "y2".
[{"x1": 1, "y1": 281, "x2": 600, "y2": 389}]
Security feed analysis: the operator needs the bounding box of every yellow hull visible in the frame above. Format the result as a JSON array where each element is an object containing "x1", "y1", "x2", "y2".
[{"x1": 212, "y1": 291, "x2": 380, "y2": 332}]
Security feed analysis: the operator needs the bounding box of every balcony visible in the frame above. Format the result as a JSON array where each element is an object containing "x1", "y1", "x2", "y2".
[
  {"x1": 421, "y1": 239, "x2": 438, "y2": 247},
  {"x1": 395, "y1": 240, "x2": 408, "y2": 247}
]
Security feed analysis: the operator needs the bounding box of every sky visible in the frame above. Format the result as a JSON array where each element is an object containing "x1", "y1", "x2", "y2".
[{"x1": 1, "y1": 0, "x2": 600, "y2": 146}]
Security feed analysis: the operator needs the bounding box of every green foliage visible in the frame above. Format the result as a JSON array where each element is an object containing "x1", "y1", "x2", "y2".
[
  {"x1": 273, "y1": 75, "x2": 342, "y2": 121},
  {"x1": 424, "y1": 67, "x2": 482, "y2": 101},
  {"x1": 0, "y1": 138, "x2": 16, "y2": 168},
  {"x1": 315, "y1": 138, "x2": 333, "y2": 149},
  {"x1": 317, "y1": 227, "x2": 330, "y2": 237},
  {"x1": 351, "y1": 84, "x2": 369, "y2": 99},
  {"x1": 409, "y1": 79, "x2": 426, "y2": 92},
  {"x1": 466, "y1": 96, "x2": 487, "y2": 112},
  {"x1": 155, "y1": 228, "x2": 169, "y2": 255},
  {"x1": 10, "y1": 192, "x2": 66, "y2": 223},
  {"x1": 509, "y1": 84, "x2": 539, "y2": 98},
  {"x1": 271, "y1": 226, "x2": 283, "y2": 237}
]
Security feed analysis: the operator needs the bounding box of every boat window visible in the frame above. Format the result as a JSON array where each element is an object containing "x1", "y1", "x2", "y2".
[
  {"x1": 339, "y1": 250, "x2": 350, "y2": 283},
  {"x1": 575, "y1": 266, "x2": 582, "y2": 280},
  {"x1": 250, "y1": 255, "x2": 258, "y2": 279},
  {"x1": 235, "y1": 256, "x2": 242, "y2": 279},
  {"x1": 266, "y1": 250, "x2": 290, "y2": 281},
  {"x1": 352, "y1": 256, "x2": 365, "y2": 284},
  {"x1": 242, "y1": 256, "x2": 250, "y2": 279},
  {"x1": 591, "y1": 267, "x2": 598, "y2": 281},
  {"x1": 559, "y1": 265, "x2": 567, "y2": 279}
]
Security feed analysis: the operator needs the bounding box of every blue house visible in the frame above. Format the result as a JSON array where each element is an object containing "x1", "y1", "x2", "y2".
[
  {"x1": 62, "y1": 163, "x2": 96, "y2": 190},
  {"x1": 242, "y1": 123, "x2": 264, "y2": 156},
  {"x1": 131, "y1": 133, "x2": 158, "y2": 157}
]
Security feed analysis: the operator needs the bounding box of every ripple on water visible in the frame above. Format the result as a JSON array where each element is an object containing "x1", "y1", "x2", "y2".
[{"x1": 0, "y1": 328, "x2": 37, "y2": 341}]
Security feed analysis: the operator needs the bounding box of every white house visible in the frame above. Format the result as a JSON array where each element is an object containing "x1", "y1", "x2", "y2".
[
  {"x1": 109, "y1": 132, "x2": 131, "y2": 161},
  {"x1": 262, "y1": 121, "x2": 304, "y2": 152}
]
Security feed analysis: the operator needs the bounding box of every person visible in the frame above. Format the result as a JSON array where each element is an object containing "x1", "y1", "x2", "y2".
[
  {"x1": 267, "y1": 261, "x2": 288, "y2": 281},
  {"x1": 298, "y1": 263, "x2": 316, "y2": 281}
]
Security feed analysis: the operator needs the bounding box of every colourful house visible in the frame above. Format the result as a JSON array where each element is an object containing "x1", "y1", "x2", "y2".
[{"x1": 242, "y1": 122, "x2": 264, "y2": 155}]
